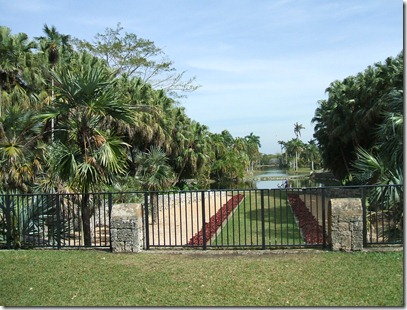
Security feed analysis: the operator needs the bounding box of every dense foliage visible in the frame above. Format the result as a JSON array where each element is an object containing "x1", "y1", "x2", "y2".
[
  {"x1": 0, "y1": 24, "x2": 262, "y2": 195},
  {"x1": 312, "y1": 52, "x2": 403, "y2": 184}
]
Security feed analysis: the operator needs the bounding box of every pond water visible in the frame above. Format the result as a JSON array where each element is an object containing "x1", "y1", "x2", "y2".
[
  {"x1": 253, "y1": 168, "x2": 341, "y2": 189},
  {"x1": 210, "y1": 168, "x2": 328, "y2": 190}
]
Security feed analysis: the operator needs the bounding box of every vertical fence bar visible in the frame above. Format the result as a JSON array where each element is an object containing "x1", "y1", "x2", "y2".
[
  {"x1": 5, "y1": 195, "x2": 11, "y2": 249},
  {"x1": 201, "y1": 191, "x2": 206, "y2": 250},
  {"x1": 361, "y1": 188, "x2": 367, "y2": 247},
  {"x1": 260, "y1": 189, "x2": 266, "y2": 250},
  {"x1": 144, "y1": 192, "x2": 150, "y2": 250},
  {"x1": 321, "y1": 188, "x2": 327, "y2": 249},
  {"x1": 56, "y1": 193, "x2": 61, "y2": 249},
  {"x1": 108, "y1": 193, "x2": 113, "y2": 252}
]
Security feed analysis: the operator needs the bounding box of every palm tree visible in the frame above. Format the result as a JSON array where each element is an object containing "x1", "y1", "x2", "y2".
[
  {"x1": 135, "y1": 146, "x2": 175, "y2": 222},
  {"x1": 305, "y1": 139, "x2": 320, "y2": 171},
  {"x1": 35, "y1": 25, "x2": 71, "y2": 141},
  {"x1": 351, "y1": 92, "x2": 403, "y2": 242},
  {"x1": 285, "y1": 138, "x2": 304, "y2": 172},
  {"x1": 277, "y1": 140, "x2": 287, "y2": 167},
  {"x1": 0, "y1": 106, "x2": 43, "y2": 193},
  {"x1": 0, "y1": 26, "x2": 36, "y2": 117},
  {"x1": 293, "y1": 122, "x2": 305, "y2": 139},
  {"x1": 312, "y1": 52, "x2": 403, "y2": 181},
  {"x1": 173, "y1": 121, "x2": 210, "y2": 184},
  {"x1": 245, "y1": 132, "x2": 261, "y2": 173},
  {"x1": 39, "y1": 60, "x2": 135, "y2": 246}
]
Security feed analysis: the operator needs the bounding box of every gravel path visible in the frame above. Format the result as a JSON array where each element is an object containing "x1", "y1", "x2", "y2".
[{"x1": 149, "y1": 191, "x2": 232, "y2": 247}]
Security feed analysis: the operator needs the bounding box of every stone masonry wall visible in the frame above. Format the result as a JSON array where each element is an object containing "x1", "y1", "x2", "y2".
[
  {"x1": 328, "y1": 198, "x2": 363, "y2": 251},
  {"x1": 110, "y1": 203, "x2": 143, "y2": 253}
]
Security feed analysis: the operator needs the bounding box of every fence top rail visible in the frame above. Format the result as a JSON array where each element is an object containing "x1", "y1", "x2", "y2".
[{"x1": 0, "y1": 184, "x2": 402, "y2": 196}]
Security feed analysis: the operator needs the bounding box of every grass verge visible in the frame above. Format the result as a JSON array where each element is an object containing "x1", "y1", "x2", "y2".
[{"x1": 0, "y1": 249, "x2": 403, "y2": 306}]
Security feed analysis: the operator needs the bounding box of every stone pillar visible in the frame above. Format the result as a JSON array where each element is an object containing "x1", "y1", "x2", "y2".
[
  {"x1": 110, "y1": 203, "x2": 144, "y2": 253},
  {"x1": 328, "y1": 198, "x2": 363, "y2": 251}
]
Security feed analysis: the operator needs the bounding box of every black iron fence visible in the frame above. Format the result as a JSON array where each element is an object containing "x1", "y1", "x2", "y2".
[
  {"x1": 144, "y1": 185, "x2": 403, "y2": 250},
  {"x1": 0, "y1": 185, "x2": 403, "y2": 250},
  {"x1": 0, "y1": 192, "x2": 113, "y2": 249}
]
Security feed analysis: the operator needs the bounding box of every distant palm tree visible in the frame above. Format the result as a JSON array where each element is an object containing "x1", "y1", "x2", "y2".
[
  {"x1": 306, "y1": 139, "x2": 320, "y2": 171},
  {"x1": 285, "y1": 138, "x2": 304, "y2": 172},
  {"x1": 278, "y1": 140, "x2": 286, "y2": 166},
  {"x1": 293, "y1": 122, "x2": 305, "y2": 139},
  {"x1": 245, "y1": 132, "x2": 261, "y2": 173}
]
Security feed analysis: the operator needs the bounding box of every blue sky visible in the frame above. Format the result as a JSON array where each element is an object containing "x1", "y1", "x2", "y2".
[{"x1": 1, "y1": 0, "x2": 403, "y2": 153}]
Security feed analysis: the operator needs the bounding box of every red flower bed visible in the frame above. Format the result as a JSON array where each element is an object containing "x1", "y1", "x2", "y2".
[
  {"x1": 287, "y1": 194, "x2": 327, "y2": 244},
  {"x1": 188, "y1": 194, "x2": 244, "y2": 246}
]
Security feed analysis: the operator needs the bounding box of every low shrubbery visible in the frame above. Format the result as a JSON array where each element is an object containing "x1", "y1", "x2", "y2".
[
  {"x1": 287, "y1": 194, "x2": 327, "y2": 244},
  {"x1": 188, "y1": 194, "x2": 244, "y2": 246}
]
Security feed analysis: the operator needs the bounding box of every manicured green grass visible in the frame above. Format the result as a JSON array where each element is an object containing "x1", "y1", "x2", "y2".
[
  {"x1": 0, "y1": 250, "x2": 402, "y2": 306},
  {"x1": 211, "y1": 191, "x2": 303, "y2": 247}
]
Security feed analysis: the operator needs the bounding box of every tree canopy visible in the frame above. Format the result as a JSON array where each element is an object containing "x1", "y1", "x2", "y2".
[
  {"x1": 0, "y1": 24, "x2": 262, "y2": 195},
  {"x1": 312, "y1": 51, "x2": 403, "y2": 183}
]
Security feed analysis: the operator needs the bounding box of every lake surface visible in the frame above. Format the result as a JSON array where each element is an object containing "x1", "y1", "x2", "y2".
[
  {"x1": 253, "y1": 168, "x2": 325, "y2": 189},
  {"x1": 210, "y1": 168, "x2": 334, "y2": 190}
]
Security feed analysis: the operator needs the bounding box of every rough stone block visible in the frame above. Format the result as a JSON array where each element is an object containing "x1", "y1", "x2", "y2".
[{"x1": 329, "y1": 198, "x2": 363, "y2": 252}]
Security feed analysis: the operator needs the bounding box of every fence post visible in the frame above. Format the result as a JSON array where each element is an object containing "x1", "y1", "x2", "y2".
[
  {"x1": 144, "y1": 192, "x2": 150, "y2": 250},
  {"x1": 56, "y1": 193, "x2": 61, "y2": 250},
  {"x1": 201, "y1": 191, "x2": 207, "y2": 250},
  {"x1": 261, "y1": 189, "x2": 266, "y2": 250}
]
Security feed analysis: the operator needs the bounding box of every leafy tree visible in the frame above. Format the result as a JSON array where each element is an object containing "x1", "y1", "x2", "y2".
[{"x1": 74, "y1": 23, "x2": 199, "y2": 98}]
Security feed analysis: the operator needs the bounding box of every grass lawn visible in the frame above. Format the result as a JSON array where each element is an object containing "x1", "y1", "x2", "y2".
[
  {"x1": 0, "y1": 249, "x2": 403, "y2": 306},
  {"x1": 211, "y1": 191, "x2": 304, "y2": 247}
]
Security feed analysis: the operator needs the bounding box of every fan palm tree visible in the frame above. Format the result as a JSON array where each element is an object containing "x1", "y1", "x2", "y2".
[
  {"x1": 0, "y1": 26, "x2": 36, "y2": 117},
  {"x1": 39, "y1": 60, "x2": 135, "y2": 246},
  {"x1": 135, "y1": 146, "x2": 175, "y2": 222},
  {"x1": 0, "y1": 106, "x2": 43, "y2": 193}
]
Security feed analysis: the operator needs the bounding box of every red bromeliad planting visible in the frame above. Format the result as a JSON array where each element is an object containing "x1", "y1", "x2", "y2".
[
  {"x1": 287, "y1": 194, "x2": 327, "y2": 244},
  {"x1": 188, "y1": 194, "x2": 244, "y2": 246}
]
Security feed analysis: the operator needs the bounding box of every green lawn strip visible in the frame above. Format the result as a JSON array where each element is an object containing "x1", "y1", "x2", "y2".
[
  {"x1": 211, "y1": 191, "x2": 303, "y2": 247},
  {"x1": 0, "y1": 250, "x2": 402, "y2": 307}
]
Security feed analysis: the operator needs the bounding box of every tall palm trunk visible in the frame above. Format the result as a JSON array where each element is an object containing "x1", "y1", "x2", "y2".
[
  {"x1": 51, "y1": 77, "x2": 54, "y2": 141},
  {"x1": 81, "y1": 193, "x2": 92, "y2": 246},
  {"x1": 150, "y1": 192, "x2": 159, "y2": 223}
]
